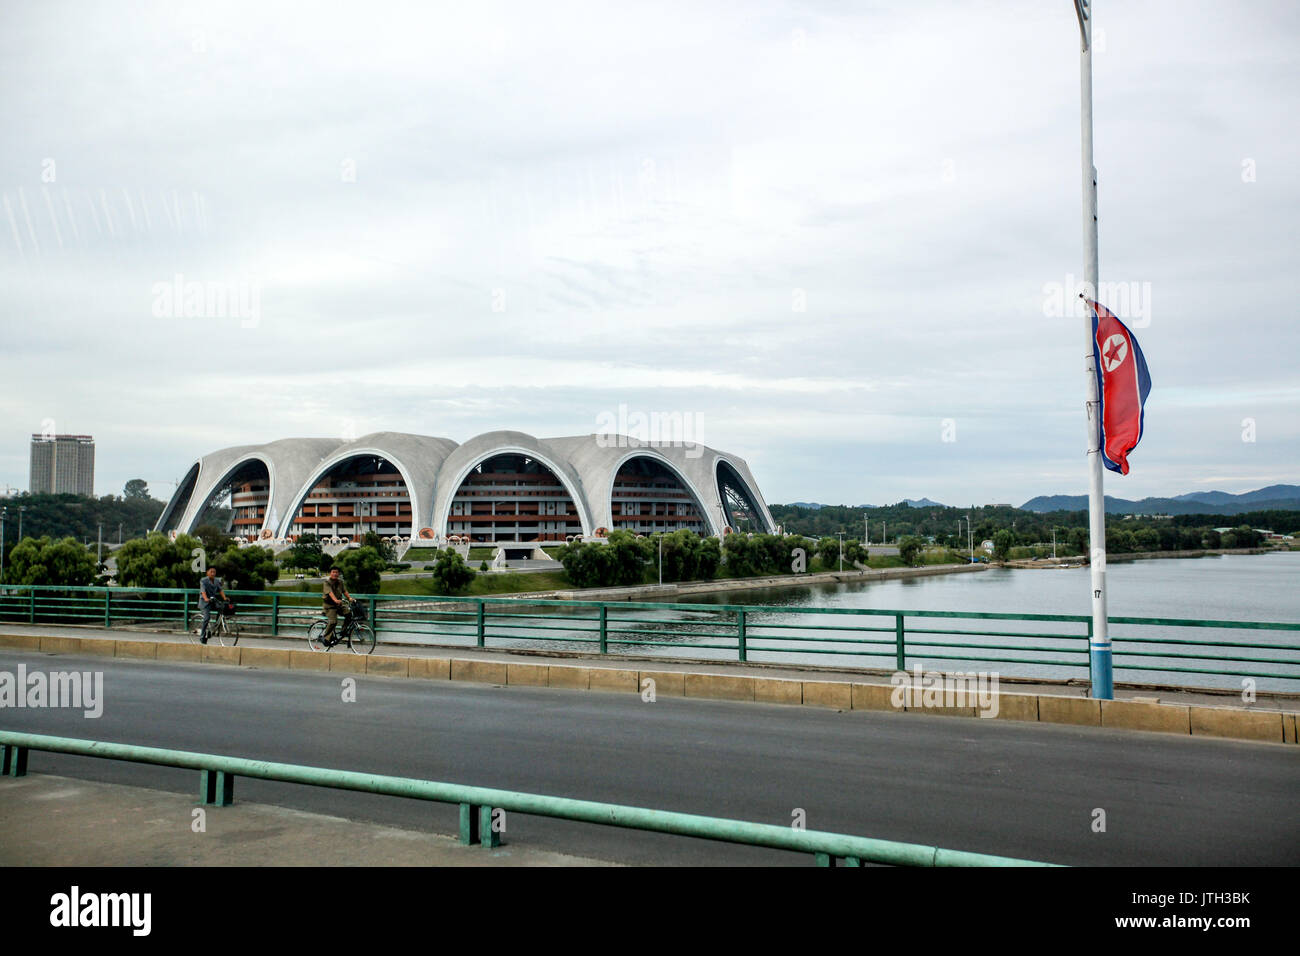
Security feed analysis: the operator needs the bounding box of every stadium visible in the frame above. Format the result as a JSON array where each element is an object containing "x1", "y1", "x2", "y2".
[{"x1": 154, "y1": 431, "x2": 774, "y2": 553}]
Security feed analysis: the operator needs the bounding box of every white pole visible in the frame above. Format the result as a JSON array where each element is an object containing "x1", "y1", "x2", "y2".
[{"x1": 1075, "y1": 0, "x2": 1111, "y2": 698}]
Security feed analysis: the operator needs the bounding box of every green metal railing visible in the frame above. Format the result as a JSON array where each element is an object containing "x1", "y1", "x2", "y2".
[
  {"x1": 1, "y1": 584, "x2": 1297, "y2": 687},
  {"x1": 0, "y1": 730, "x2": 1057, "y2": 866}
]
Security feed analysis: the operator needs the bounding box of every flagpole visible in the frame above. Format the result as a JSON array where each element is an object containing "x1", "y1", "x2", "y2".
[{"x1": 1074, "y1": 0, "x2": 1112, "y2": 699}]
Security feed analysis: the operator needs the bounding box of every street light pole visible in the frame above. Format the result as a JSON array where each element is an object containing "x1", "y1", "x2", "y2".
[
  {"x1": 966, "y1": 512, "x2": 973, "y2": 563},
  {"x1": 0, "y1": 507, "x2": 7, "y2": 583},
  {"x1": 1074, "y1": 0, "x2": 1112, "y2": 699},
  {"x1": 658, "y1": 534, "x2": 663, "y2": 587},
  {"x1": 17, "y1": 505, "x2": 25, "y2": 541},
  {"x1": 837, "y1": 531, "x2": 844, "y2": 572}
]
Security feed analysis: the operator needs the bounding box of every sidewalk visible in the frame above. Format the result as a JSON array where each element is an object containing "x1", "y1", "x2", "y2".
[{"x1": 0, "y1": 773, "x2": 614, "y2": 866}]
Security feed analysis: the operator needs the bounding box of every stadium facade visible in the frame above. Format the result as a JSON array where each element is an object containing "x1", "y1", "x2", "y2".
[{"x1": 154, "y1": 431, "x2": 773, "y2": 549}]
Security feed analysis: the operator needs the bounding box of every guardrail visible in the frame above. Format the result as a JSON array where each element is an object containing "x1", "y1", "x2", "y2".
[
  {"x1": 0, "y1": 730, "x2": 1058, "y2": 866},
  {"x1": 1, "y1": 584, "x2": 1297, "y2": 687}
]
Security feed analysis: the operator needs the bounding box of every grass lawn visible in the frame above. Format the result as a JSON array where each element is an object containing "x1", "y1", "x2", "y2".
[{"x1": 400, "y1": 547, "x2": 441, "y2": 562}]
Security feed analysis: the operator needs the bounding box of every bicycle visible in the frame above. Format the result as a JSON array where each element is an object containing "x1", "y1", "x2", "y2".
[
  {"x1": 307, "y1": 600, "x2": 375, "y2": 654},
  {"x1": 191, "y1": 601, "x2": 240, "y2": 647}
]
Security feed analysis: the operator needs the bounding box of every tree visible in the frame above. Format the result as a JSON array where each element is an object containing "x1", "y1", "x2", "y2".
[
  {"x1": 5, "y1": 536, "x2": 99, "y2": 586},
  {"x1": 284, "y1": 533, "x2": 327, "y2": 572},
  {"x1": 115, "y1": 532, "x2": 204, "y2": 589},
  {"x1": 605, "y1": 530, "x2": 653, "y2": 585},
  {"x1": 815, "y1": 536, "x2": 841, "y2": 571},
  {"x1": 898, "y1": 536, "x2": 924, "y2": 567},
  {"x1": 722, "y1": 533, "x2": 762, "y2": 577},
  {"x1": 332, "y1": 546, "x2": 386, "y2": 595},
  {"x1": 992, "y1": 530, "x2": 1014, "y2": 562},
  {"x1": 192, "y1": 524, "x2": 235, "y2": 564},
  {"x1": 213, "y1": 545, "x2": 279, "y2": 590},
  {"x1": 123, "y1": 479, "x2": 150, "y2": 500},
  {"x1": 431, "y1": 548, "x2": 475, "y2": 594},
  {"x1": 361, "y1": 531, "x2": 397, "y2": 564},
  {"x1": 696, "y1": 536, "x2": 722, "y2": 580}
]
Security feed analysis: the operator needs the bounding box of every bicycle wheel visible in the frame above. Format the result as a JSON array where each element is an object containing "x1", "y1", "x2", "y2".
[
  {"x1": 306, "y1": 619, "x2": 329, "y2": 652},
  {"x1": 219, "y1": 617, "x2": 239, "y2": 647},
  {"x1": 190, "y1": 619, "x2": 203, "y2": 644},
  {"x1": 349, "y1": 623, "x2": 376, "y2": 655}
]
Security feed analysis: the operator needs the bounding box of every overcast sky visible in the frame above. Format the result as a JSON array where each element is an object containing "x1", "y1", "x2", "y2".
[{"x1": 2, "y1": 0, "x2": 1297, "y2": 509}]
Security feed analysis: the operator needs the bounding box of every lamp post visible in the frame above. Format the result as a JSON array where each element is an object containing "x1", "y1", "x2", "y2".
[
  {"x1": 966, "y1": 513, "x2": 974, "y2": 563},
  {"x1": 1073, "y1": 0, "x2": 1111, "y2": 699},
  {"x1": 18, "y1": 505, "x2": 25, "y2": 541},
  {"x1": 837, "y1": 531, "x2": 844, "y2": 572},
  {"x1": 658, "y1": 534, "x2": 663, "y2": 587},
  {"x1": 0, "y1": 507, "x2": 7, "y2": 583}
]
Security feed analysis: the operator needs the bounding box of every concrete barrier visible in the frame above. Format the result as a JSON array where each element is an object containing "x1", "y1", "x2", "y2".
[
  {"x1": 851, "y1": 683, "x2": 898, "y2": 712},
  {"x1": 201, "y1": 645, "x2": 240, "y2": 665},
  {"x1": 366, "y1": 656, "x2": 410, "y2": 678},
  {"x1": 39, "y1": 636, "x2": 85, "y2": 656},
  {"x1": 0, "y1": 634, "x2": 41, "y2": 650},
  {"x1": 992, "y1": 693, "x2": 1039, "y2": 722},
  {"x1": 637, "y1": 671, "x2": 684, "y2": 697},
  {"x1": 547, "y1": 665, "x2": 591, "y2": 690},
  {"x1": 113, "y1": 640, "x2": 158, "y2": 660},
  {"x1": 289, "y1": 650, "x2": 330, "y2": 671},
  {"x1": 329, "y1": 655, "x2": 368, "y2": 674},
  {"x1": 409, "y1": 657, "x2": 450, "y2": 680},
  {"x1": 1101, "y1": 699, "x2": 1191, "y2": 735},
  {"x1": 239, "y1": 647, "x2": 292, "y2": 669},
  {"x1": 754, "y1": 678, "x2": 802, "y2": 705},
  {"x1": 1190, "y1": 706, "x2": 1284, "y2": 743},
  {"x1": 802, "y1": 681, "x2": 852, "y2": 710},
  {"x1": 451, "y1": 659, "x2": 507, "y2": 685},
  {"x1": 507, "y1": 663, "x2": 549, "y2": 687},
  {"x1": 156, "y1": 644, "x2": 202, "y2": 663},
  {"x1": 684, "y1": 673, "x2": 754, "y2": 702},
  {"x1": 588, "y1": 668, "x2": 638, "y2": 693},
  {"x1": 1038, "y1": 695, "x2": 1101, "y2": 727}
]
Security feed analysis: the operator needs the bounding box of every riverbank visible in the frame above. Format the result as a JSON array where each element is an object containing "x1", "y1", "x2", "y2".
[
  {"x1": 1003, "y1": 546, "x2": 1277, "y2": 569},
  {"x1": 521, "y1": 561, "x2": 989, "y2": 602}
]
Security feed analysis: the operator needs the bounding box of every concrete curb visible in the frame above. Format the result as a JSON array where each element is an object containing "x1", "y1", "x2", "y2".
[{"x1": 2, "y1": 631, "x2": 1296, "y2": 746}]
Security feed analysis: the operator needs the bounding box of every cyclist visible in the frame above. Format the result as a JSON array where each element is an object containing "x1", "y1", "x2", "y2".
[
  {"x1": 198, "y1": 566, "x2": 229, "y2": 644},
  {"x1": 321, "y1": 566, "x2": 354, "y2": 647}
]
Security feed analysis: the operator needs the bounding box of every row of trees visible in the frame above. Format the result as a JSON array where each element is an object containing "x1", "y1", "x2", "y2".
[
  {"x1": 771, "y1": 501, "x2": 1294, "y2": 550},
  {"x1": 553, "y1": 529, "x2": 926, "y2": 589}
]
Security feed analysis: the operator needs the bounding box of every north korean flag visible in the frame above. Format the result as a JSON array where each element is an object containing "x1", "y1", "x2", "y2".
[{"x1": 1085, "y1": 297, "x2": 1151, "y2": 475}]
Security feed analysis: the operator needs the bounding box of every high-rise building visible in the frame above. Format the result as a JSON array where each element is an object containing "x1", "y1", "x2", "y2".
[{"x1": 29, "y1": 434, "x2": 95, "y2": 496}]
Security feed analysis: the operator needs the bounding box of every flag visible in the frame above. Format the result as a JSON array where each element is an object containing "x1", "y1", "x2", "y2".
[{"x1": 1085, "y1": 297, "x2": 1151, "y2": 475}]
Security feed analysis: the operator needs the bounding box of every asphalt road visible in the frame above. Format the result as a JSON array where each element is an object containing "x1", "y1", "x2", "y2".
[{"x1": 1, "y1": 649, "x2": 1297, "y2": 866}]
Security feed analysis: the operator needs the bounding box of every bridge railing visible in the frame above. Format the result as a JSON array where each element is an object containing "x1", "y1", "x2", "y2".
[
  {"x1": 0, "y1": 730, "x2": 1058, "y2": 867},
  {"x1": 1, "y1": 584, "x2": 1297, "y2": 688}
]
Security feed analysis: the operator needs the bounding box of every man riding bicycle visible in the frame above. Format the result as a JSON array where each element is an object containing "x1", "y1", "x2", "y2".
[
  {"x1": 321, "y1": 566, "x2": 354, "y2": 647},
  {"x1": 198, "y1": 566, "x2": 229, "y2": 645}
]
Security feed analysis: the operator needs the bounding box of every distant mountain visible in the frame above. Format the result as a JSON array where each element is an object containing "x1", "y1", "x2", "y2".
[
  {"x1": 1020, "y1": 484, "x2": 1300, "y2": 515},
  {"x1": 900, "y1": 497, "x2": 946, "y2": 508},
  {"x1": 786, "y1": 502, "x2": 825, "y2": 510}
]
